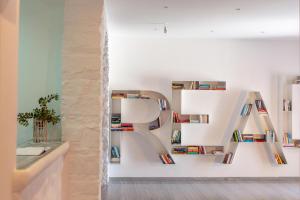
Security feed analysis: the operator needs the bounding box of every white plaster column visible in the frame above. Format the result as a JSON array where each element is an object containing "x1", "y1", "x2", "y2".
[{"x1": 62, "y1": 0, "x2": 104, "y2": 199}]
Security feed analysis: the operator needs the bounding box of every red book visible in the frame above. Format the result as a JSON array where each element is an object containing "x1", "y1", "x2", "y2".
[
  {"x1": 122, "y1": 127, "x2": 134, "y2": 131},
  {"x1": 121, "y1": 123, "x2": 133, "y2": 127}
]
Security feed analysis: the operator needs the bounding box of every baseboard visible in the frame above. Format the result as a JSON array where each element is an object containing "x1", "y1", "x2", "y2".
[{"x1": 110, "y1": 177, "x2": 300, "y2": 182}]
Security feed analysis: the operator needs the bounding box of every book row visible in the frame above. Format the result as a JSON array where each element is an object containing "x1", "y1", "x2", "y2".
[
  {"x1": 173, "y1": 112, "x2": 209, "y2": 124},
  {"x1": 159, "y1": 153, "x2": 175, "y2": 164},
  {"x1": 111, "y1": 146, "x2": 120, "y2": 163},
  {"x1": 283, "y1": 132, "x2": 300, "y2": 148},
  {"x1": 149, "y1": 118, "x2": 161, "y2": 130},
  {"x1": 172, "y1": 81, "x2": 226, "y2": 90},
  {"x1": 112, "y1": 92, "x2": 150, "y2": 99},
  {"x1": 223, "y1": 152, "x2": 234, "y2": 164},
  {"x1": 241, "y1": 100, "x2": 267, "y2": 117},
  {"x1": 232, "y1": 130, "x2": 276, "y2": 143},
  {"x1": 111, "y1": 113, "x2": 134, "y2": 131},
  {"x1": 241, "y1": 104, "x2": 252, "y2": 116},
  {"x1": 275, "y1": 153, "x2": 286, "y2": 164},
  {"x1": 171, "y1": 130, "x2": 181, "y2": 144},
  {"x1": 172, "y1": 146, "x2": 224, "y2": 155},
  {"x1": 283, "y1": 99, "x2": 292, "y2": 111},
  {"x1": 158, "y1": 99, "x2": 168, "y2": 111},
  {"x1": 255, "y1": 100, "x2": 267, "y2": 113}
]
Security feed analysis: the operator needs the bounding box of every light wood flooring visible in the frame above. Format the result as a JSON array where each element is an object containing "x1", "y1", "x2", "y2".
[{"x1": 102, "y1": 180, "x2": 300, "y2": 200}]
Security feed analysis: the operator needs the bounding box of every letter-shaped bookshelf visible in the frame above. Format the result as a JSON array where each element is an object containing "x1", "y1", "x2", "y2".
[
  {"x1": 278, "y1": 75, "x2": 300, "y2": 148},
  {"x1": 221, "y1": 91, "x2": 287, "y2": 165},
  {"x1": 171, "y1": 81, "x2": 226, "y2": 157},
  {"x1": 110, "y1": 90, "x2": 175, "y2": 164}
]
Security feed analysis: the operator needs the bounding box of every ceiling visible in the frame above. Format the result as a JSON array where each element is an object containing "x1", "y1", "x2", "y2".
[{"x1": 105, "y1": 0, "x2": 299, "y2": 38}]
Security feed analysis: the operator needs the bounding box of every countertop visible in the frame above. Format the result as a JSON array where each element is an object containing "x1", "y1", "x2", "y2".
[{"x1": 13, "y1": 141, "x2": 69, "y2": 192}]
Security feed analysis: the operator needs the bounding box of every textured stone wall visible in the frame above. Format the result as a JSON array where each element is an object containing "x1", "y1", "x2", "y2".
[{"x1": 62, "y1": 0, "x2": 103, "y2": 200}]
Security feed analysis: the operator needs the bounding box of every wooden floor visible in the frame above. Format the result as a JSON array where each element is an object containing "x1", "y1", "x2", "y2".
[{"x1": 102, "y1": 180, "x2": 300, "y2": 200}]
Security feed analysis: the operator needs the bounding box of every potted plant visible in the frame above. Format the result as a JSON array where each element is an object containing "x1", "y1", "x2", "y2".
[{"x1": 17, "y1": 94, "x2": 61, "y2": 143}]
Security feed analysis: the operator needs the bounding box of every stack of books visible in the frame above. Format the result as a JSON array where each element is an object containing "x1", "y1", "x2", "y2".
[
  {"x1": 173, "y1": 112, "x2": 189, "y2": 123},
  {"x1": 283, "y1": 132, "x2": 294, "y2": 147},
  {"x1": 111, "y1": 146, "x2": 120, "y2": 162},
  {"x1": 232, "y1": 130, "x2": 243, "y2": 142},
  {"x1": 172, "y1": 81, "x2": 226, "y2": 90},
  {"x1": 223, "y1": 152, "x2": 233, "y2": 164},
  {"x1": 232, "y1": 130, "x2": 268, "y2": 142},
  {"x1": 196, "y1": 82, "x2": 226, "y2": 90},
  {"x1": 159, "y1": 153, "x2": 175, "y2": 164},
  {"x1": 199, "y1": 146, "x2": 206, "y2": 154},
  {"x1": 266, "y1": 130, "x2": 275, "y2": 143},
  {"x1": 252, "y1": 134, "x2": 266, "y2": 142},
  {"x1": 111, "y1": 123, "x2": 134, "y2": 132},
  {"x1": 111, "y1": 114, "x2": 134, "y2": 131},
  {"x1": 242, "y1": 134, "x2": 266, "y2": 142},
  {"x1": 158, "y1": 99, "x2": 167, "y2": 110},
  {"x1": 112, "y1": 93, "x2": 126, "y2": 99},
  {"x1": 172, "y1": 83, "x2": 184, "y2": 90},
  {"x1": 120, "y1": 123, "x2": 134, "y2": 131},
  {"x1": 172, "y1": 146, "x2": 224, "y2": 155},
  {"x1": 149, "y1": 118, "x2": 160, "y2": 130},
  {"x1": 173, "y1": 113, "x2": 209, "y2": 124},
  {"x1": 172, "y1": 146, "x2": 187, "y2": 154},
  {"x1": 187, "y1": 146, "x2": 199, "y2": 154},
  {"x1": 283, "y1": 99, "x2": 292, "y2": 111},
  {"x1": 275, "y1": 153, "x2": 286, "y2": 164},
  {"x1": 294, "y1": 140, "x2": 300, "y2": 148},
  {"x1": 209, "y1": 83, "x2": 226, "y2": 90},
  {"x1": 171, "y1": 130, "x2": 181, "y2": 144},
  {"x1": 199, "y1": 83, "x2": 210, "y2": 90},
  {"x1": 111, "y1": 114, "x2": 121, "y2": 131},
  {"x1": 241, "y1": 104, "x2": 252, "y2": 116},
  {"x1": 255, "y1": 100, "x2": 267, "y2": 113},
  {"x1": 190, "y1": 81, "x2": 200, "y2": 89}
]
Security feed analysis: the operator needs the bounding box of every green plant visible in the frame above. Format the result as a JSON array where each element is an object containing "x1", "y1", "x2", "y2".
[{"x1": 17, "y1": 94, "x2": 61, "y2": 127}]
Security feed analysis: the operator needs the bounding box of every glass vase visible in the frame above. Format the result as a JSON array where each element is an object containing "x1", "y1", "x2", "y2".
[{"x1": 33, "y1": 119, "x2": 48, "y2": 143}]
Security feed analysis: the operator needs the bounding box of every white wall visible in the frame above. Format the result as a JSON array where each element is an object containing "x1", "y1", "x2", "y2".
[
  {"x1": 109, "y1": 37, "x2": 300, "y2": 177},
  {"x1": 0, "y1": 0, "x2": 19, "y2": 199}
]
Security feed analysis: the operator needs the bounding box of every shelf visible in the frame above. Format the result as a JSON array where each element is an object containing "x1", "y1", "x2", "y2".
[
  {"x1": 159, "y1": 153, "x2": 175, "y2": 164},
  {"x1": 173, "y1": 113, "x2": 209, "y2": 124},
  {"x1": 283, "y1": 143, "x2": 300, "y2": 148},
  {"x1": 232, "y1": 141, "x2": 276, "y2": 143},
  {"x1": 172, "y1": 81, "x2": 226, "y2": 91},
  {"x1": 110, "y1": 90, "x2": 173, "y2": 164},
  {"x1": 172, "y1": 145, "x2": 224, "y2": 155},
  {"x1": 278, "y1": 77, "x2": 300, "y2": 148},
  {"x1": 170, "y1": 80, "x2": 227, "y2": 163},
  {"x1": 222, "y1": 91, "x2": 287, "y2": 165}
]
